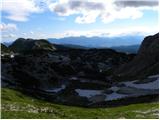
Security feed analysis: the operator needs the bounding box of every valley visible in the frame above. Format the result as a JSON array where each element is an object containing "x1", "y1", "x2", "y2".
[
  {"x1": 1, "y1": 0, "x2": 159, "y2": 118},
  {"x1": 1, "y1": 33, "x2": 159, "y2": 118}
]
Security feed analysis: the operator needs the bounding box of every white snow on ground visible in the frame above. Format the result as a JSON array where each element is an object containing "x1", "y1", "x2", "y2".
[
  {"x1": 70, "y1": 77, "x2": 106, "y2": 84},
  {"x1": 75, "y1": 88, "x2": 134, "y2": 100},
  {"x1": 122, "y1": 76, "x2": 159, "y2": 90},
  {"x1": 70, "y1": 77, "x2": 78, "y2": 80},
  {"x1": 109, "y1": 86, "x2": 119, "y2": 92},
  {"x1": 44, "y1": 75, "x2": 159, "y2": 102},
  {"x1": 148, "y1": 74, "x2": 159, "y2": 79},
  {"x1": 75, "y1": 89, "x2": 102, "y2": 98},
  {"x1": 105, "y1": 92, "x2": 127, "y2": 101},
  {"x1": 44, "y1": 85, "x2": 66, "y2": 93},
  {"x1": 80, "y1": 79, "x2": 106, "y2": 84},
  {"x1": 104, "y1": 75, "x2": 159, "y2": 101}
]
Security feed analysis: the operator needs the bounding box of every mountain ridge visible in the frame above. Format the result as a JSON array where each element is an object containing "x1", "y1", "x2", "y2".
[
  {"x1": 116, "y1": 33, "x2": 159, "y2": 79},
  {"x1": 48, "y1": 35, "x2": 144, "y2": 48},
  {"x1": 1, "y1": 33, "x2": 159, "y2": 107},
  {"x1": 9, "y1": 38, "x2": 56, "y2": 53}
]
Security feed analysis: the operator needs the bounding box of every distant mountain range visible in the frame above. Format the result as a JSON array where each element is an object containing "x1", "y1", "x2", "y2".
[
  {"x1": 48, "y1": 35, "x2": 143, "y2": 53},
  {"x1": 2, "y1": 35, "x2": 144, "y2": 53},
  {"x1": 110, "y1": 44, "x2": 140, "y2": 53},
  {"x1": 53, "y1": 44, "x2": 140, "y2": 53},
  {"x1": 48, "y1": 35, "x2": 144, "y2": 48}
]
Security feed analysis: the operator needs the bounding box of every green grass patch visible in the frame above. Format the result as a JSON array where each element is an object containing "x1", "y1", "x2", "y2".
[{"x1": 1, "y1": 88, "x2": 159, "y2": 119}]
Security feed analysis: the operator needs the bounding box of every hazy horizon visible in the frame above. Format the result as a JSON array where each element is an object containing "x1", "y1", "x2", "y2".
[{"x1": 1, "y1": 0, "x2": 159, "y2": 42}]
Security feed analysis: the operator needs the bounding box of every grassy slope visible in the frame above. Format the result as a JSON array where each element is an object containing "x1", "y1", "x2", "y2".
[{"x1": 1, "y1": 88, "x2": 159, "y2": 119}]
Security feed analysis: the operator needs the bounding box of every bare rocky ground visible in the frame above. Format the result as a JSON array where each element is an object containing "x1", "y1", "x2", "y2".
[{"x1": 1, "y1": 33, "x2": 159, "y2": 107}]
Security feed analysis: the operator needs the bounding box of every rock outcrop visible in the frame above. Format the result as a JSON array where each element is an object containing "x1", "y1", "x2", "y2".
[{"x1": 116, "y1": 33, "x2": 159, "y2": 79}]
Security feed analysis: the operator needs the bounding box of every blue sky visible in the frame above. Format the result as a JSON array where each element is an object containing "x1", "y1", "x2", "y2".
[{"x1": 0, "y1": 0, "x2": 159, "y2": 42}]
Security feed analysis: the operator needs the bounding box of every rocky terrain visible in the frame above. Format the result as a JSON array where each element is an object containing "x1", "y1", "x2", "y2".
[
  {"x1": 116, "y1": 33, "x2": 159, "y2": 80},
  {"x1": 1, "y1": 33, "x2": 159, "y2": 107}
]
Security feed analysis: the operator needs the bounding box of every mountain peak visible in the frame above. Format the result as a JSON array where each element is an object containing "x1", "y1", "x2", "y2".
[
  {"x1": 9, "y1": 38, "x2": 56, "y2": 53},
  {"x1": 116, "y1": 33, "x2": 159, "y2": 79}
]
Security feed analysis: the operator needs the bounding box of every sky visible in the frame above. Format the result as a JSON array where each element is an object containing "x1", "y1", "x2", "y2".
[{"x1": 0, "y1": 0, "x2": 159, "y2": 42}]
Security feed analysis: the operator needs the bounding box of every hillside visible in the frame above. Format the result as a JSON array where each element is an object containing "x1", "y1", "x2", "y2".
[
  {"x1": 53, "y1": 43, "x2": 89, "y2": 50},
  {"x1": 110, "y1": 44, "x2": 140, "y2": 53},
  {"x1": 1, "y1": 33, "x2": 159, "y2": 118},
  {"x1": 1, "y1": 43, "x2": 11, "y2": 54},
  {"x1": 1, "y1": 0, "x2": 158, "y2": 118},
  {"x1": 9, "y1": 38, "x2": 56, "y2": 53},
  {"x1": 116, "y1": 33, "x2": 159, "y2": 80},
  {"x1": 1, "y1": 88, "x2": 158, "y2": 119}
]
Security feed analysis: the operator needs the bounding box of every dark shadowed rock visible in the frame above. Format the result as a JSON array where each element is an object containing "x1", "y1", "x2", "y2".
[
  {"x1": 2, "y1": 34, "x2": 158, "y2": 107},
  {"x1": 116, "y1": 33, "x2": 159, "y2": 79}
]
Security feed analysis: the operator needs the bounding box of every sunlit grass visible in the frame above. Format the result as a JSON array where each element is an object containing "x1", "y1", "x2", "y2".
[{"x1": 1, "y1": 88, "x2": 159, "y2": 119}]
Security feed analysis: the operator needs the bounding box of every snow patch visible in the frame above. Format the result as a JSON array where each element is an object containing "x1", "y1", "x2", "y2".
[
  {"x1": 44, "y1": 84, "x2": 66, "y2": 93},
  {"x1": 105, "y1": 92, "x2": 127, "y2": 101},
  {"x1": 75, "y1": 89, "x2": 102, "y2": 98},
  {"x1": 123, "y1": 78, "x2": 159, "y2": 90},
  {"x1": 70, "y1": 77, "x2": 107, "y2": 84},
  {"x1": 109, "y1": 86, "x2": 119, "y2": 92},
  {"x1": 148, "y1": 74, "x2": 159, "y2": 79}
]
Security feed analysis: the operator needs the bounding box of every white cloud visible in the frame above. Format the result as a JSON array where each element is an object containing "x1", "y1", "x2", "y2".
[
  {"x1": 1, "y1": 34, "x2": 16, "y2": 38},
  {"x1": 49, "y1": 26, "x2": 158, "y2": 38},
  {"x1": 114, "y1": 0, "x2": 158, "y2": 8},
  {"x1": 30, "y1": 31, "x2": 34, "y2": 35},
  {"x1": 101, "y1": 7, "x2": 143, "y2": 23},
  {"x1": 48, "y1": 0, "x2": 158, "y2": 24},
  {"x1": 1, "y1": 33, "x2": 17, "y2": 42},
  {"x1": 22, "y1": 33, "x2": 27, "y2": 36},
  {"x1": 1, "y1": 0, "x2": 43, "y2": 21},
  {"x1": 0, "y1": 23, "x2": 17, "y2": 31},
  {"x1": 1, "y1": 0, "x2": 158, "y2": 23},
  {"x1": 75, "y1": 11, "x2": 100, "y2": 24}
]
